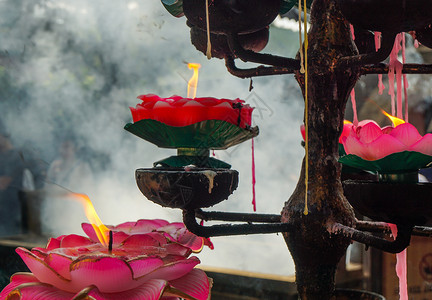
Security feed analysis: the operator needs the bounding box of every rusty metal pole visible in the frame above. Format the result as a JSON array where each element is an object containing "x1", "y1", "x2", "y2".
[{"x1": 281, "y1": 0, "x2": 359, "y2": 298}]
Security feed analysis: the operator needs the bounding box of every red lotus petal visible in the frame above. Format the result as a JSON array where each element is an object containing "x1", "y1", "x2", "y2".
[
  {"x1": 409, "y1": 134, "x2": 432, "y2": 156},
  {"x1": 300, "y1": 124, "x2": 306, "y2": 141},
  {"x1": 16, "y1": 247, "x2": 72, "y2": 291},
  {"x1": 4, "y1": 282, "x2": 75, "y2": 300},
  {"x1": 78, "y1": 279, "x2": 168, "y2": 300},
  {"x1": 0, "y1": 273, "x2": 39, "y2": 299},
  {"x1": 69, "y1": 257, "x2": 139, "y2": 293},
  {"x1": 153, "y1": 101, "x2": 176, "y2": 125},
  {"x1": 358, "y1": 122, "x2": 382, "y2": 143},
  {"x1": 364, "y1": 134, "x2": 407, "y2": 160},
  {"x1": 127, "y1": 257, "x2": 164, "y2": 279},
  {"x1": 60, "y1": 234, "x2": 93, "y2": 248},
  {"x1": 203, "y1": 238, "x2": 214, "y2": 250},
  {"x1": 140, "y1": 257, "x2": 200, "y2": 282},
  {"x1": 390, "y1": 123, "x2": 422, "y2": 146},
  {"x1": 206, "y1": 102, "x2": 235, "y2": 124},
  {"x1": 131, "y1": 95, "x2": 253, "y2": 128},
  {"x1": 168, "y1": 269, "x2": 211, "y2": 300}
]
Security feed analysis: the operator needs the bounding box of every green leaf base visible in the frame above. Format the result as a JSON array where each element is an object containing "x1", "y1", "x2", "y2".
[
  {"x1": 339, "y1": 151, "x2": 432, "y2": 174},
  {"x1": 124, "y1": 119, "x2": 258, "y2": 150},
  {"x1": 154, "y1": 155, "x2": 231, "y2": 169}
]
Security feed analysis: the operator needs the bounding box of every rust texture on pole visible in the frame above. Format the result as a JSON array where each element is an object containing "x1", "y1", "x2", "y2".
[{"x1": 281, "y1": 0, "x2": 360, "y2": 298}]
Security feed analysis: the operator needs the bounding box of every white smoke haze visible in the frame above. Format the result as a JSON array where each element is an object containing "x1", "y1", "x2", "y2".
[{"x1": 0, "y1": 0, "x2": 304, "y2": 276}]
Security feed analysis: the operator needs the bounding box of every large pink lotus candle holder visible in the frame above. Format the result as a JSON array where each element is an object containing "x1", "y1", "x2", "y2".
[{"x1": 0, "y1": 219, "x2": 212, "y2": 300}]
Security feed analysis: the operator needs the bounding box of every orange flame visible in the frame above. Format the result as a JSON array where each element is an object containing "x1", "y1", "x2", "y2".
[
  {"x1": 187, "y1": 63, "x2": 201, "y2": 99},
  {"x1": 380, "y1": 109, "x2": 405, "y2": 127},
  {"x1": 72, "y1": 193, "x2": 110, "y2": 247}
]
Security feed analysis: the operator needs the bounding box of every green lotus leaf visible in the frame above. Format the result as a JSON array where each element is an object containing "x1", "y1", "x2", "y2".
[
  {"x1": 161, "y1": 0, "x2": 184, "y2": 17},
  {"x1": 339, "y1": 151, "x2": 432, "y2": 174},
  {"x1": 124, "y1": 119, "x2": 258, "y2": 150},
  {"x1": 154, "y1": 155, "x2": 231, "y2": 169},
  {"x1": 280, "y1": 0, "x2": 313, "y2": 15}
]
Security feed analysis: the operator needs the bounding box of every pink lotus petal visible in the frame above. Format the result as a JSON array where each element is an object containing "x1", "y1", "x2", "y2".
[
  {"x1": 140, "y1": 257, "x2": 200, "y2": 282},
  {"x1": 16, "y1": 248, "x2": 72, "y2": 290},
  {"x1": 4, "y1": 282, "x2": 75, "y2": 300},
  {"x1": 339, "y1": 122, "x2": 353, "y2": 143},
  {"x1": 69, "y1": 257, "x2": 139, "y2": 293},
  {"x1": 158, "y1": 223, "x2": 185, "y2": 238},
  {"x1": 390, "y1": 123, "x2": 422, "y2": 146},
  {"x1": 46, "y1": 237, "x2": 61, "y2": 251},
  {"x1": 168, "y1": 269, "x2": 211, "y2": 300},
  {"x1": 164, "y1": 244, "x2": 192, "y2": 257},
  {"x1": 113, "y1": 221, "x2": 137, "y2": 231},
  {"x1": 116, "y1": 219, "x2": 169, "y2": 234},
  {"x1": 128, "y1": 257, "x2": 164, "y2": 278},
  {"x1": 134, "y1": 219, "x2": 170, "y2": 232},
  {"x1": 365, "y1": 135, "x2": 407, "y2": 160},
  {"x1": 121, "y1": 234, "x2": 165, "y2": 249},
  {"x1": 60, "y1": 234, "x2": 93, "y2": 248},
  {"x1": 343, "y1": 136, "x2": 369, "y2": 159},
  {"x1": 111, "y1": 231, "x2": 131, "y2": 245},
  {"x1": 45, "y1": 253, "x2": 73, "y2": 280},
  {"x1": 357, "y1": 120, "x2": 379, "y2": 127},
  {"x1": 381, "y1": 125, "x2": 394, "y2": 135},
  {"x1": 0, "y1": 273, "x2": 39, "y2": 299},
  {"x1": 78, "y1": 279, "x2": 168, "y2": 300},
  {"x1": 173, "y1": 230, "x2": 206, "y2": 253},
  {"x1": 81, "y1": 223, "x2": 99, "y2": 242},
  {"x1": 409, "y1": 134, "x2": 432, "y2": 156},
  {"x1": 357, "y1": 122, "x2": 383, "y2": 143}
]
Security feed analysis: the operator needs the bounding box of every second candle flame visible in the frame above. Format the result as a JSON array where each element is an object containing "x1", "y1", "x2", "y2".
[{"x1": 187, "y1": 63, "x2": 201, "y2": 99}]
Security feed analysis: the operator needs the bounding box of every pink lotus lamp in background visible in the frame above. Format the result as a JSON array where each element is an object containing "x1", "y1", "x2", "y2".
[{"x1": 339, "y1": 113, "x2": 432, "y2": 181}]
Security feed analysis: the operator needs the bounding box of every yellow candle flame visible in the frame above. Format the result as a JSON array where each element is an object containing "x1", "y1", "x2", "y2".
[
  {"x1": 381, "y1": 109, "x2": 405, "y2": 127},
  {"x1": 187, "y1": 63, "x2": 201, "y2": 99},
  {"x1": 72, "y1": 193, "x2": 110, "y2": 247}
]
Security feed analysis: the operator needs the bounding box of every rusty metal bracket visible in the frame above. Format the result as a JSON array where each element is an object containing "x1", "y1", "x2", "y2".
[
  {"x1": 182, "y1": 209, "x2": 293, "y2": 238},
  {"x1": 329, "y1": 222, "x2": 413, "y2": 254}
]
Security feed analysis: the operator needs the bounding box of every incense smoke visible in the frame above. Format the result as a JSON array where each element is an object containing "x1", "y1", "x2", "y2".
[{"x1": 0, "y1": 0, "x2": 305, "y2": 276}]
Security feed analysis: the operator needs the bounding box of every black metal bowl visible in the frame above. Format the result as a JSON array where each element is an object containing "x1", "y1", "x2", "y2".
[
  {"x1": 183, "y1": 0, "x2": 280, "y2": 34},
  {"x1": 343, "y1": 180, "x2": 432, "y2": 226},
  {"x1": 136, "y1": 167, "x2": 238, "y2": 209},
  {"x1": 190, "y1": 25, "x2": 269, "y2": 59},
  {"x1": 416, "y1": 24, "x2": 432, "y2": 49},
  {"x1": 336, "y1": 0, "x2": 432, "y2": 33}
]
